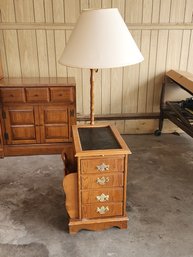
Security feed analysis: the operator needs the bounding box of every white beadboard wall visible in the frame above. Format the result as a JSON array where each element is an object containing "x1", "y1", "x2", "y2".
[{"x1": 0, "y1": 0, "x2": 193, "y2": 133}]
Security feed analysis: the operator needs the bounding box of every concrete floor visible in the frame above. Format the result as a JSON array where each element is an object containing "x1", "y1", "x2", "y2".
[{"x1": 0, "y1": 133, "x2": 193, "y2": 257}]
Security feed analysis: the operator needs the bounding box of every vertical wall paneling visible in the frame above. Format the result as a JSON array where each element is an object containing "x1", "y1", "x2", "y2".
[
  {"x1": 94, "y1": 69, "x2": 102, "y2": 115},
  {"x1": 82, "y1": 69, "x2": 90, "y2": 115},
  {"x1": 14, "y1": 0, "x2": 35, "y2": 22},
  {"x1": 170, "y1": 0, "x2": 186, "y2": 23},
  {"x1": 64, "y1": 0, "x2": 80, "y2": 23},
  {"x1": 151, "y1": 0, "x2": 160, "y2": 23},
  {"x1": 112, "y1": 0, "x2": 125, "y2": 18},
  {"x1": 36, "y1": 30, "x2": 49, "y2": 77},
  {"x1": 0, "y1": 0, "x2": 15, "y2": 22},
  {"x1": 89, "y1": 0, "x2": 102, "y2": 9},
  {"x1": 44, "y1": 0, "x2": 54, "y2": 23},
  {"x1": 80, "y1": 0, "x2": 89, "y2": 11},
  {"x1": 34, "y1": 0, "x2": 45, "y2": 23},
  {"x1": 111, "y1": 67, "x2": 123, "y2": 114},
  {"x1": 166, "y1": 30, "x2": 183, "y2": 70},
  {"x1": 66, "y1": 30, "x2": 83, "y2": 114},
  {"x1": 46, "y1": 30, "x2": 57, "y2": 77},
  {"x1": 187, "y1": 31, "x2": 193, "y2": 73},
  {"x1": 0, "y1": 31, "x2": 8, "y2": 77},
  {"x1": 0, "y1": 0, "x2": 193, "y2": 134},
  {"x1": 102, "y1": 0, "x2": 112, "y2": 8},
  {"x1": 125, "y1": 0, "x2": 143, "y2": 23},
  {"x1": 159, "y1": 0, "x2": 171, "y2": 23},
  {"x1": 179, "y1": 30, "x2": 191, "y2": 70},
  {"x1": 122, "y1": 30, "x2": 141, "y2": 113},
  {"x1": 3, "y1": 30, "x2": 21, "y2": 77},
  {"x1": 101, "y1": 69, "x2": 111, "y2": 114},
  {"x1": 138, "y1": 30, "x2": 151, "y2": 113},
  {"x1": 146, "y1": 30, "x2": 158, "y2": 113},
  {"x1": 153, "y1": 30, "x2": 169, "y2": 112},
  {"x1": 52, "y1": 0, "x2": 65, "y2": 23},
  {"x1": 54, "y1": 30, "x2": 67, "y2": 77},
  {"x1": 184, "y1": 0, "x2": 193, "y2": 23},
  {"x1": 18, "y1": 30, "x2": 39, "y2": 77},
  {"x1": 143, "y1": 0, "x2": 153, "y2": 23}
]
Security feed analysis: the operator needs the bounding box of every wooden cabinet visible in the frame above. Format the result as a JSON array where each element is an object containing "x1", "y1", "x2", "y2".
[
  {"x1": 63, "y1": 124, "x2": 131, "y2": 234},
  {"x1": 0, "y1": 77, "x2": 76, "y2": 157}
]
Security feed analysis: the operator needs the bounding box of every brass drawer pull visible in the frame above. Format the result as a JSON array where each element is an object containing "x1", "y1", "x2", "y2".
[
  {"x1": 96, "y1": 193, "x2": 109, "y2": 202},
  {"x1": 97, "y1": 206, "x2": 109, "y2": 214},
  {"x1": 96, "y1": 163, "x2": 109, "y2": 172},
  {"x1": 96, "y1": 177, "x2": 109, "y2": 185}
]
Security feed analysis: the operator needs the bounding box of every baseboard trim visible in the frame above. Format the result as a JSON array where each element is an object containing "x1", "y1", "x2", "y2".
[{"x1": 77, "y1": 113, "x2": 160, "y2": 121}]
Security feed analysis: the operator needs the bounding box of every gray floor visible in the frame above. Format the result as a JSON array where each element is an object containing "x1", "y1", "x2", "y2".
[{"x1": 0, "y1": 133, "x2": 193, "y2": 257}]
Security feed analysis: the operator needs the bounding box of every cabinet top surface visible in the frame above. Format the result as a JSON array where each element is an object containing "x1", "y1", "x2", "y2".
[
  {"x1": 0, "y1": 77, "x2": 76, "y2": 87},
  {"x1": 72, "y1": 124, "x2": 131, "y2": 157}
]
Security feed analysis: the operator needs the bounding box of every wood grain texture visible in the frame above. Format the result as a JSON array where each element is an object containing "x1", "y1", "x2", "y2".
[
  {"x1": 1, "y1": 0, "x2": 193, "y2": 133},
  {"x1": 138, "y1": 30, "x2": 151, "y2": 113},
  {"x1": 64, "y1": 0, "x2": 80, "y2": 23},
  {"x1": 122, "y1": 30, "x2": 141, "y2": 114},
  {"x1": 0, "y1": 78, "x2": 76, "y2": 155},
  {"x1": 34, "y1": 0, "x2": 45, "y2": 23},
  {"x1": 36, "y1": 30, "x2": 49, "y2": 77},
  {"x1": 0, "y1": 0, "x2": 15, "y2": 22},
  {"x1": 67, "y1": 124, "x2": 129, "y2": 233},
  {"x1": 46, "y1": 30, "x2": 57, "y2": 77},
  {"x1": 3, "y1": 30, "x2": 21, "y2": 77},
  {"x1": 125, "y1": 0, "x2": 143, "y2": 23},
  {"x1": 69, "y1": 216, "x2": 128, "y2": 234},
  {"x1": 17, "y1": 30, "x2": 39, "y2": 77},
  {"x1": 14, "y1": 0, "x2": 35, "y2": 22},
  {"x1": 63, "y1": 173, "x2": 78, "y2": 219},
  {"x1": 44, "y1": 0, "x2": 54, "y2": 23},
  {"x1": 53, "y1": 0, "x2": 64, "y2": 23}
]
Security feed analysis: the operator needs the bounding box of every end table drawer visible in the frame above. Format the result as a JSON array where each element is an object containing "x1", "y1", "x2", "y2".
[
  {"x1": 81, "y1": 173, "x2": 124, "y2": 190},
  {"x1": 26, "y1": 88, "x2": 49, "y2": 102},
  {"x1": 82, "y1": 202, "x2": 123, "y2": 219},
  {"x1": 81, "y1": 157, "x2": 124, "y2": 174},
  {"x1": 0, "y1": 88, "x2": 25, "y2": 103},
  {"x1": 82, "y1": 188, "x2": 123, "y2": 204}
]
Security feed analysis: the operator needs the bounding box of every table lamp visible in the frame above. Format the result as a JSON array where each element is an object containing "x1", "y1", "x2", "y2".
[{"x1": 59, "y1": 8, "x2": 144, "y2": 125}]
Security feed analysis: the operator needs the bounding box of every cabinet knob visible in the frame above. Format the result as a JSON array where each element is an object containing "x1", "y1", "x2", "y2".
[
  {"x1": 96, "y1": 163, "x2": 109, "y2": 172},
  {"x1": 96, "y1": 177, "x2": 109, "y2": 185},
  {"x1": 96, "y1": 193, "x2": 109, "y2": 202},
  {"x1": 96, "y1": 206, "x2": 109, "y2": 214}
]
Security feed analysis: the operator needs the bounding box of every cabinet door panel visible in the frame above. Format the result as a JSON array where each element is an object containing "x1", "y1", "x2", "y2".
[
  {"x1": 39, "y1": 105, "x2": 70, "y2": 143},
  {"x1": 3, "y1": 105, "x2": 40, "y2": 144}
]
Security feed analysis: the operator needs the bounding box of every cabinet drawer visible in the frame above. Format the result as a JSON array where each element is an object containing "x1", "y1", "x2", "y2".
[
  {"x1": 50, "y1": 87, "x2": 74, "y2": 102},
  {"x1": 81, "y1": 157, "x2": 124, "y2": 174},
  {"x1": 26, "y1": 88, "x2": 49, "y2": 102},
  {"x1": 81, "y1": 173, "x2": 123, "y2": 190},
  {"x1": 0, "y1": 88, "x2": 25, "y2": 103},
  {"x1": 82, "y1": 188, "x2": 123, "y2": 204},
  {"x1": 82, "y1": 202, "x2": 123, "y2": 219}
]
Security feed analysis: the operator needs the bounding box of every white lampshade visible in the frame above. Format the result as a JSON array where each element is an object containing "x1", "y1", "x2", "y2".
[{"x1": 59, "y1": 8, "x2": 144, "y2": 69}]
